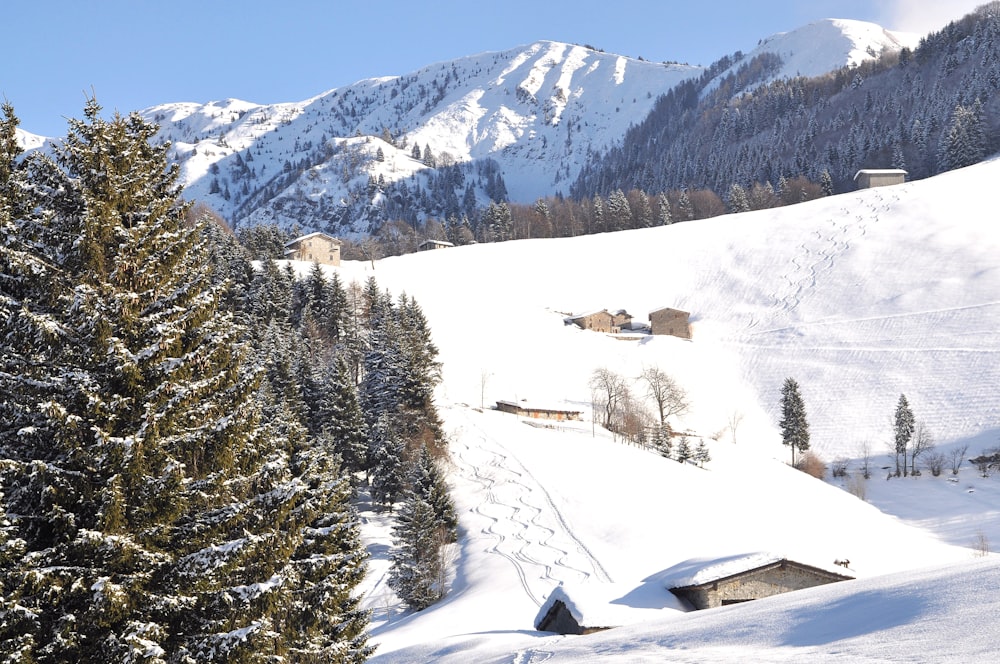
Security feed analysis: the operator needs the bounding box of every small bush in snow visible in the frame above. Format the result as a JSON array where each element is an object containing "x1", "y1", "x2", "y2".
[
  {"x1": 924, "y1": 452, "x2": 946, "y2": 477},
  {"x1": 831, "y1": 458, "x2": 849, "y2": 478},
  {"x1": 794, "y1": 451, "x2": 827, "y2": 480}
]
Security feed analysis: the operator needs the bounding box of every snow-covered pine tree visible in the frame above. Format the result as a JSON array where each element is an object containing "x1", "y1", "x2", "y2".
[
  {"x1": 695, "y1": 439, "x2": 712, "y2": 467},
  {"x1": 893, "y1": 394, "x2": 915, "y2": 477},
  {"x1": 727, "y1": 183, "x2": 751, "y2": 213},
  {"x1": 780, "y1": 377, "x2": 810, "y2": 466},
  {"x1": 656, "y1": 192, "x2": 673, "y2": 226},
  {"x1": 675, "y1": 436, "x2": 692, "y2": 464},
  {"x1": 0, "y1": 100, "x2": 371, "y2": 662},
  {"x1": 387, "y1": 492, "x2": 446, "y2": 611},
  {"x1": 409, "y1": 445, "x2": 458, "y2": 542},
  {"x1": 651, "y1": 423, "x2": 673, "y2": 459},
  {"x1": 309, "y1": 357, "x2": 369, "y2": 474}
]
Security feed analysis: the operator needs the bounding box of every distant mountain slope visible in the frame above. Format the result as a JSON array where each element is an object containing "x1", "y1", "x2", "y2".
[
  {"x1": 573, "y1": 7, "x2": 1000, "y2": 199},
  {"x1": 133, "y1": 19, "x2": 910, "y2": 235},
  {"x1": 143, "y1": 42, "x2": 702, "y2": 234},
  {"x1": 705, "y1": 18, "x2": 918, "y2": 94}
]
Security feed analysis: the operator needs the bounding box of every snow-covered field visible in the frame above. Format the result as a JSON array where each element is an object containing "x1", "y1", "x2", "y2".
[{"x1": 314, "y1": 157, "x2": 1000, "y2": 661}]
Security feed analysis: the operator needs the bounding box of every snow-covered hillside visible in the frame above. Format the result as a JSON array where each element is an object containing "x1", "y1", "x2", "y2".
[
  {"x1": 706, "y1": 19, "x2": 920, "y2": 94},
  {"x1": 312, "y1": 156, "x2": 1000, "y2": 661},
  {"x1": 118, "y1": 18, "x2": 912, "y2": 234},
  {"x1": 338, "y1": 159, "x2": 1000, "y2": 459}
]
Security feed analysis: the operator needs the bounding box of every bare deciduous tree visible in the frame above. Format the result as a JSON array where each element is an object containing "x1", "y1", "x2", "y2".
[
  {"x1": 640, "y1": 366, "x2": 689, "y2": 425},
  {"x1": 949, "y1": 443, "x2": 969, "y2": 475},
  {"x1": 590, "y1": 367, "x2": 629, "y2": 429},
  {"x1": 858, "y1": 440, "x2": 873, "y2": 480},
  {"x1": 727, "y1": 410, "x2": 744, "y2": 445},
  {"x1": 910, "y1": 421, "x2": 935, "y2": 476}
]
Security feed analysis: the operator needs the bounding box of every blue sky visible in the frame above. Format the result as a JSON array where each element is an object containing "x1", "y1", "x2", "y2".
[{"x1": 5, "y1": 0, "x2": 981, "y2": 137}]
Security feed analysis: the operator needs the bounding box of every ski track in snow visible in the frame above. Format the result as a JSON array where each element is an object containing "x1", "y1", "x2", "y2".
[
  {"x1": 749, "y1": 190, "x2": 891, "y2": 334},
  {"x1": 451, "y1": 408, "x2": 612, "y2": 608},
  {"x1": 513, "y1": 648, "x2": 556, "y2": 664}
]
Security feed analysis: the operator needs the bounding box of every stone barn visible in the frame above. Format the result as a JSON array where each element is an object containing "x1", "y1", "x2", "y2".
[
  {"x1": 610, "y1": 309, "x2": 633, "y2": 329},
  {"x1": 854, "y1": 169, "x2": 907, "y2": 189},
  {"x1": 567, "y1": 309, "x2": 619, "y2": 333},
  {"x1": 284, "y1": 232, "x2": 342, "y2": 266},
  {"x1": 649, "y1": 307, "x2": 692, "y2": 339},
  {"x1": 666, "y1": 554, "x2": 853, "y2": 610}
]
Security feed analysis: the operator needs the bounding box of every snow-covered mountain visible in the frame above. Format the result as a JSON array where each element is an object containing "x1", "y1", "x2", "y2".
[
  {"x1": 130, "y1": 19, "x2": 914, "y2": 234},
  {"x1": 704, "y1": 18, "x2": 919, "y2": 94},
  {"x1": 14, "y1": 127, "x2": 47, "y2": 152}
]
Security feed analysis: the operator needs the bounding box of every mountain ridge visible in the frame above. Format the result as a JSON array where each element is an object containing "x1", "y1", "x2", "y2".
[{"x1": 17, "y1": 19, "x2": 918, "y2": 237}]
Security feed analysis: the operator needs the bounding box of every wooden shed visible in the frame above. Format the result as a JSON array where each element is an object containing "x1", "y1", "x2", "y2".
[
  {"x1": 649, "y1": 307, "x2": 692, "y2": 339},
  {"x1": 284, "y1": 232, "x2": 342, "y2": 266},
  {"x1": 854, "y1": 169, "x2": 907, "y2": 189},
  {"x1": 666, "y1": 554, "x2": 853, "y2": 610}
]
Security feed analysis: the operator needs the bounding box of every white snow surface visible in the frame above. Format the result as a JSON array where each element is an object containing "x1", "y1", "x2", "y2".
[{"x1": 294, "y1": 157, "x2": 1000, "y2": 662}]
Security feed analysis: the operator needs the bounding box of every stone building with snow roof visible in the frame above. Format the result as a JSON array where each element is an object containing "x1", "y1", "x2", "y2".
[
  {"x1": 566, "y1": 309, "x2": 619, "y2": 333},
  {"x1": 649, "y1": 306, "x2": 692, "y2": 339},
  {"x1": 284, "y1": 232, "x2": 342, "y2": 266},
  {"x1": 664, "y1": 553, "x2": 853, "y2": 610}
]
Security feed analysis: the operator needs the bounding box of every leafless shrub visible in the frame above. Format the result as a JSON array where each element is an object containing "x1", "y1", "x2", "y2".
[
  {"x1": 846, "y1": 474, "x2": 867, "y2": 501},
  {"x1": 923, "y1": 452, "x2": 946, "y2": 477},
  {"x1": 949, "y1": 443, "x2": 969, "y2": 475},
  {"x1": 858, "y1": 441, "x2": 873, "y2": 480},
  {"x1": 973, "y1": 530, "x2": 991, "y2": 557},
  {"x1": 830, "y1": 458, "x2": 850, "y2": 478},
  {"x1": 794, "y1": 451, "x2": 827, "y2": 480},
  {"x1": 909, "y1": 421, "x2": 935, "y2": 476}
]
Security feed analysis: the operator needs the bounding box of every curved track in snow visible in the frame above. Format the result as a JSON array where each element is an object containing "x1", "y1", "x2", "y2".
[{"x1": 450, "y1": 407, "x2": 612, "y2": 608}]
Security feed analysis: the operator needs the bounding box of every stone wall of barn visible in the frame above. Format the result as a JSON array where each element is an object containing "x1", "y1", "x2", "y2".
[
  {"x1": 682, "y1": 564, "x2": 847, "y2": 609},
  {"x1": 649, "y1": 308, "x2": 692, "y2": 339}
]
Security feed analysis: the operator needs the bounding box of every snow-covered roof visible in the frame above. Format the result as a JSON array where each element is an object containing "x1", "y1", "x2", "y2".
[
  {"x1": 496, "y1": 399, "x2": 581, "y2": 414},
  {"x1": 853, "y1": 169, "x2": 908, "y2": 180},
  {"x1": 285, "y1": 231, "x2": 341, "y2": 247},
  {"x1": 648, "y1": 305, "x2": 688, "y2": 316},
  {"x1": 566, "y1": 309, "x2": 610, "y2": 321},
  {"x1": 535, "y1": 582, "x2": 687, "y2": 631},
  {"x1": 661, "y1": 553, "x2": 852, "y2": 589},
  {"x1": 418, "y1": 239, "x2": 454, "y2": 248}
]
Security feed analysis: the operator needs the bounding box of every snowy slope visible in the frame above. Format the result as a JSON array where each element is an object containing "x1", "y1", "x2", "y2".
[
  {"x1": 14, "y1": 127, "x2": 47, "y2": 152},
  {"x1": 310, "y1": 157, "x2": 1000, "y2": 661},
  {"x1": 706, "y1": 19, "x2": 920, "y2": 94},
  {"x1": 337, "y1": 159, "x2": 1000, "y2": 460}
]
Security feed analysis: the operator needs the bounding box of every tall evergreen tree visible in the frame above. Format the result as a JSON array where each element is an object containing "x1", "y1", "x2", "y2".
[
  {"x1": 387, "y1": 493, "x2": 446, "y2": 611},
  {"x1": 0, "y1": 100, "x2": 370, "y2": 662},
  {"x1": 893, "y1": 393, "x2": 915, "y2": 477},
  {"x1": 779, "y1": 377, "x2": 810, "y2": 466},
  {"x1": 409, "y1": 445, "x2": 458, "y2": 542}
]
